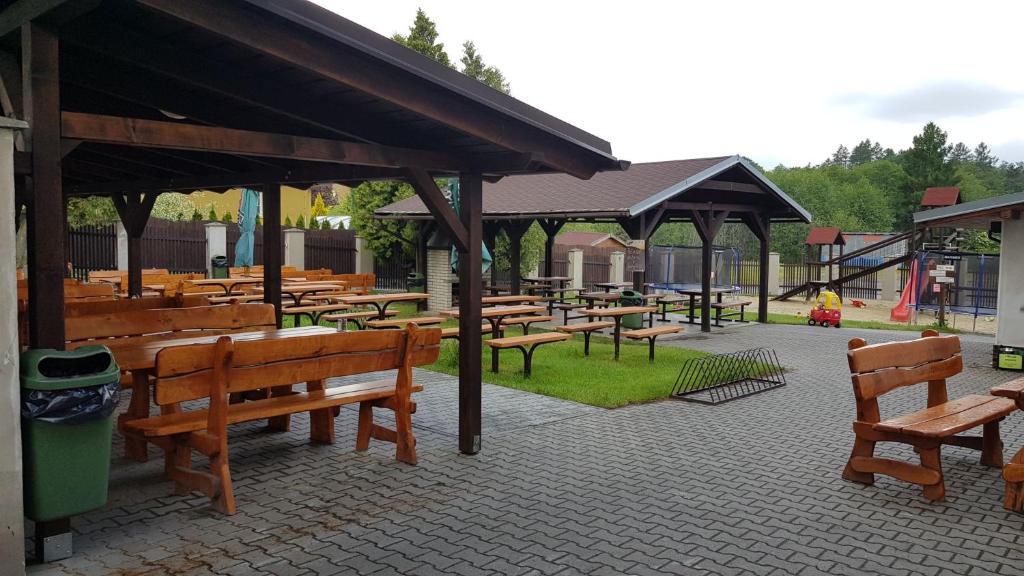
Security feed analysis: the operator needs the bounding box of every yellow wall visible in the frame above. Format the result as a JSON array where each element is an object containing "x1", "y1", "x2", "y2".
[{"x1": 190, "y1": 186, "x2": 311, "y2": 224}]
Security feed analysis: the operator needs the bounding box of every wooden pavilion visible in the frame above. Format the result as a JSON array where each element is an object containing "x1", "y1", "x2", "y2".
[
  {"x1": 2, "y1": 0, "x2": 623, "y2": 460},
  {"x1": 376, "y1": 156, "x2": 811, "y2": 332}
]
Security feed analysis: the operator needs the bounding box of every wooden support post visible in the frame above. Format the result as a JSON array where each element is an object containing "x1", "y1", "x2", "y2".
[
  {"x1": 505, "y1": 220, "x2": 531, "y2": 295},
  {"x1": 457, "y1": 174, "x2": 483, "y2": 454},
  {"x1": 111, "y1": 192, "x2": 157, "y2": 297},
  {"x1": 539, "y1": 219, "x2": 565, "y2": 278},
  {"x1": 692, "y1": 207, "x2": 728, "y2": 333},
  {"x1": 263, "y1": 182, "x2": 282, "y2": 327},
  {"x1": 484, "y1": 223, "x2": 498, "y2": 289},
  {"x1": 23, "y1": 22, "x2": 64, "y2": 349},
  {"x1": 741, "y1": 212, "x2": 771, "y2": 323}
]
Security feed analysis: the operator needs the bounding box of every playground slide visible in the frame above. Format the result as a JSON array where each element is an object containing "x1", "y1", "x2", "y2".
[{"x1": 890, "y1": 258, "x2": 919, "y2": 322}]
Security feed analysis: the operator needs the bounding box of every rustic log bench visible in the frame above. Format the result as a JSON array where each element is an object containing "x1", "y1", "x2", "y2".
[
  {"x1": 555, "y1": 321, "x2": 613, "y2": 356},
  {"x1": 500, "y1": 315, "x2": 555, "y2": 335},
  {"x1": 322, "y1": 309, "x2": 399, "y2": 330},
  {"x1": 989, "y1": 377, "x2": 1024, "y2": 511},
  {"x1": 365, "y1": 316, "x2": 445, "y2": 329},
  {"x1": 122, "y1": 325, "x2": 441, "y2": 514},
  {"x1": 709, "y1": 301, "x2": 751, "y2": 326},
  {"x1": 623, "y1": 325, "x2": 682, "y2": 362},
  {"x1": 844, "y1": 330, "x2": 1015, "y2": 501},
  {"x1": 485, "y1": 332, "x2": 571, "y2": 376}
]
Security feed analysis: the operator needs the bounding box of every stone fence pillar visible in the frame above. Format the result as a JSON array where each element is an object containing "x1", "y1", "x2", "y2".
[
  {"x1": 427, "y1": 248, "x2": 452, "y2": 311},
  {"x1": 283, "y1": 228, "x2": 305, "y2": 270},
  {"x1": 568, "y1": 248, "x2": 584, "y2": 290},
  {"x1": 767, "y1": 252, "x2": 781, "y2": 296},
  {"x1": 116, "y1": 222, "x2": 128, "y2": 271},
  {"x1": 204, "y1": 222, "x2": 227, "y2": 277},
  {"x1": 354, "y1": 236, "x2": 374, "y2": 275},
  {"x1": 879, "y1": 256, "x2": 899, "y2": 301},
  {"x1": 609, "y1": 251, "x2": 624, "y2": 284}
]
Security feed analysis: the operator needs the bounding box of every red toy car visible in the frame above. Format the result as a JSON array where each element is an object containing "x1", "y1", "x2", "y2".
[{"x1": 807, "y1": 290, "x2": 842, "y2": 328}]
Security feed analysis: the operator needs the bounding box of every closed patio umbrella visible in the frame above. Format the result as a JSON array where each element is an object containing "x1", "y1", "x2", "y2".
[
  {"x1": 233, "y1": 188, "x2": 260, "y2": 267},
  {"x1": 448, "y1": 179, "x2": 492, "y2": 273}
]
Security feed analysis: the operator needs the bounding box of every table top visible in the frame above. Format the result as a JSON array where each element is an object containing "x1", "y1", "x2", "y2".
[
  {"x1": 675, "y1": 286, "x2": 738, "y2": 296},
  {"x1": 581, "y1": 306, "x2": 657, "y2": 318},
  {"x1": 441, "y1": 304, "x2": 546, "y2": 319},
  {"x1": 191, "y1": 278, "x2": 263, "y2": 287},
  {"x1": 256, "y1": 284, "x2": 348, "y2": 295},
  {"x1": 523, "y1": 276, "x2": 570, "y2": 283},
  {"x1": 580, "y1": 291, "x2": 621, "y2": 301},
  {"x1": 482, "y1": 295, "x2": 544, "y2": 304},
  {"x1": 593, "y1": 282, "x2": 632, "y2": 289},
  {"x1": 108, "y1": 326, "x2": 336, "y2": 372},
  {"x1": 336, "y1": 292, "x2": 429, "y2": 305}
]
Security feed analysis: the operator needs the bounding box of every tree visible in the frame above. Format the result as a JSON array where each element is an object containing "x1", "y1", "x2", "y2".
[
  {"x1": 949, "y1": 142, "x2": 972, "y2": 164},
  {"x1": 849, "y1": 140, "x2": 874, "y2": 166},
  {"x1": 460, "y1": 41, "x2": 510, "y2": 93},
  {"x1": 310, "y1": 192, "x2": 328, "y2": 220},
  {"x1": 151, "y1": 193, "x2": 196, "y2": 221},
  {"x1": 284, "y1": 215, "x2": 292, "y2": 227},
  {"x1": 392, "y1": 9, "x2": 452, "y2": 67},
  {"x1": 191, "y1": 208, "x2": 203, "y2": 221},
  {"x1": 973, "y1": 142, "x2": 997, "y2": 167},
  {"x1": 344, "y1": 181, "x2": 418, "y2": 259},
  {"x1": 207, "y1": 205, "x2": 218, "y2": 221},
  {"x1": 897, "y1": 122, "x2": 956, "y2": 227},
  {"x1": 295, "y1": 214, "x2": 306, "y2": 229},
  {"x1": 827, "y1": 145, "x2": 850, "y2": 168},
  {"x1": 321, "y1": 218, "x2": 332, "y2": 230},
  {"x1": 221, "y1": 211, "x2": 233, "y2": 223}
]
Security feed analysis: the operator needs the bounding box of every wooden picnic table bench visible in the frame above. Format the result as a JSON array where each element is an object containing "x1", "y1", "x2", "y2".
[
  {"x1": 484, "y1": 332, "x2": 571, "y2": 377},
  {"x1": 623, "y1": 325, "x2": 682, "y2": 362},
  {"x1": 500, "y1": 314, "x2": 555, "y2": 335},
  {"x1": 365, "y1": 316, "x2": 445, "y2": 329},
  {"x1": 441, "y1": 324, "x2": 504, "y2": 341},
  {"x1": 482, "y1": 294, "x2": 544, "y2": 306},
  {"x1": 335, "y1": 292, "x2": 430, "y2": 319},
  {"x1": 989, "y1": 377, "x2": 1024, "y2": 511},
  {"x1": 122, "y1": 325, "x2": 441, "y2": 514},
  {"x1": 555, "y1": 321, "x2": 613, "y2": 356},
  {"x1": 322, "y1": 309, "x2": 399, "y2": 330},
  {"x1": 441, "y1": 304, "x2": 546, "y2": 372},
  {"x1": 281, "y1": 303, "x2": 351, "y2": 325},
  {"x1": 708, "y1": 300, "x2": 752, "y2": 326},
  {"x1": 580, "y1": 306, "x2": 657, "y2": 360},
  {"x1": 844, "y1": 330, "x2": 1015, "y2": 502}
]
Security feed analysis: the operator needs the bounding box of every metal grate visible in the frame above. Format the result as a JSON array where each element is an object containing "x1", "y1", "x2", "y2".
[{"x1": 671, "y1": 348, "x2": 786, "y2": 404}]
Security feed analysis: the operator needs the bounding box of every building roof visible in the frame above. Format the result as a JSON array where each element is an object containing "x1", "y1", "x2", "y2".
[
  {"x1": 554, "y1": 231, "x2": 628, "y2": 247},
  {"x1": 376, "y1": 155, "x2": 811, "y2": 223},
  {"x1": 914, "y1": 191, "x2": 1024, "y2": 229},
  {"x1": 805, "y1": 227, "x2": 845, "y2": 246},
  {"x1": 921, "y1": 187, "x2": 961, "y2": 207}
]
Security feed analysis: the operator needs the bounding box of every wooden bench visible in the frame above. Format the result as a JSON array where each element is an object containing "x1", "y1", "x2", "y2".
[
  {"x1": 555, "y1": 321, "x2": 613, "y2": 356},
  {"x1": 989, "y1": 377, "x2": 1024, "y2": 511},
  {"x1": 440, "y1": 324, "x2": 503, "y2": 341},
  {"x1": 64, "y1": 294, "x2": 211, "y2": 316},
  {"x1": 281, "y1": 304, "x2": 351, "y2": 325},
  {"x1": 365, "y1": 316, "x2": 444, "y2": 329},
  {"x1": 655, "y1": 295, "x2": 689, "y2": 321},
  {"x1": 499, "y1": 315, "x2": 554, "y2": 335},
  {"x1": 322, "y1": 309, "x2": 398, "y2": 329},
  {"x1": 122, "y1": 325, "x2": 441, "y2": 514},
  {"x1": 709, "y1": 301, "x2": 751, "y2": 326},
  {"x1": 207, "y1": 294, "x2": 266, "y2": 304},
  {"x1": 320, "y1": 273, "x2": 375, "y2": 295},
  {"x1": 485, "y1": 332, "x2": 571, "y2": 376},
  {"x1": 623, "y1": 325, "x2": 682, "y2": 362},
  {"x1": 844, "y1": 330, "x2": 1015, "y2": 501},
  {"x1": 553, "y1": 302, "x2": 588, "y2": 324}
]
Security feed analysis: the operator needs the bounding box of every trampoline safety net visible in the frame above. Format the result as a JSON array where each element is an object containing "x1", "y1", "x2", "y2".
[{"x1": 647, "y1": 245, "x2": 740, "y2": 288}]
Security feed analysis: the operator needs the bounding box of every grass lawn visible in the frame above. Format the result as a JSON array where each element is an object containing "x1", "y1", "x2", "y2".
[{"x1": 761, "y1": 311, "x2": 960, "y2": 333}]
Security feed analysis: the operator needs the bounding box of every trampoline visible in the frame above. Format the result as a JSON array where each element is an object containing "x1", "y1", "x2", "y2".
[
  {"x1": 647, "y1": 244, "x2": 741, "y2": 292},
  {"x1": 911, "y1": 251, "x2": 999, "y2": 329}
]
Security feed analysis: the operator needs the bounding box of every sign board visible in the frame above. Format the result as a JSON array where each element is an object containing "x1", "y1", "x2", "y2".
[
  {"x1": 929, "y1": 270, "x2": 954, "y2": 277},
  {"x1": 934, "y1": 276, "x2": 955, "y2": 284},
  {"x1": 936, "y1": 265, "x2": 955, "y2": 272},
  {"x1": 933, "y1": 283, "x2": 941, "y2": 293}
]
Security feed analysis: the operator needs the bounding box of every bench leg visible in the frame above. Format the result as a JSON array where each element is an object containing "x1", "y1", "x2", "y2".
[
  {"x1": 523, "y1": 323, "x2": 530, "y2": 336},
  {"x1": 266, "y1": 385, "x2": 293, "y2": 432},
  {"x1": 919, "y1": 445, "x2": 945, "y2": 502},
  {"x1": 981, "y1": 420, "x2": 1004, "y2": 468},
  {"x1": 210, "y1": 447, "x2": 236, "y2": 515},
  {"x1": 307, "y1": 379, "x2": 335, "y2": 445},
  {"x1": 356, "y1": 402, "x2": 373, "y2": 452},
  {"x1": 514, "y1": 345, "x2": 538, "y2": 377},
  {"x1": 394, "y1": 397, "x2": 416, "y2": 465},
  {"x1": 842, "y1": 436, "x2": 877, "y2": 485},
  {"x1": 647, "y1": 336, "x2": 657, "y2": 362},
  {"x1": 1004, "y1": 446, "x2": 1024, "y2": 511},
  {"x1": 121, "y1": 370, "x2": 151, "y2": 462},
  {"x1": 584, "y1": 332, "x2": 592, "y2": 356}
]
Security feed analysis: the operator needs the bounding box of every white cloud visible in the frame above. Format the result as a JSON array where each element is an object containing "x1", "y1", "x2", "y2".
[{"x1": 313, "y1": 0, "x2": 1024, "y2": 166}]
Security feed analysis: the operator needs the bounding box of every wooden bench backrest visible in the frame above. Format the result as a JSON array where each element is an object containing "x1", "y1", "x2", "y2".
[
  {"x1": 322, "y1": 273, "x2": 374, "y2": 294},
  {"x1": 847, "y1": 330, "x2": 962, "y2": 421},
  {"x1": 65, "y1": 303, "x2": 276, "y2": 344},
  {"x1": 65, "y1": 282, "x2": 116, "y2": 301},
  {"x1": 64, "y1": 294, "x2": 211, "y2": 317},
  {"x1": 153, "y1": 325, "x2": 442, "y2": 405}
]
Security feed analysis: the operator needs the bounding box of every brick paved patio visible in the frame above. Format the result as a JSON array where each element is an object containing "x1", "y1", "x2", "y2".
[{"x1": 27, "y1": 323, "x2": 1024, "y2": 575}]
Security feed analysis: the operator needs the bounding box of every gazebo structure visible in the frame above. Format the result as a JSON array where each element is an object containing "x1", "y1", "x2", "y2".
[
  {"x1": 377, "y1": 156, "x2": 811, "y2": 331},
  {"x1": 0, "y1": 0, "x2": 623, "y2": 562}
]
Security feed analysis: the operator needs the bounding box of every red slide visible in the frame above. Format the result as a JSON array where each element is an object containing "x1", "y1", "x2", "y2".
[{"x1": 890, "y1": 258, "x2": 919, "y2": 322}]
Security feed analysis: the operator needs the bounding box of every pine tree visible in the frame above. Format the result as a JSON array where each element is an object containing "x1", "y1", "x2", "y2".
[
  {"x1": 460, "y1": 41, "x2": 511, "y2": 94},
  {"x1": 221, "y1": 211, "x2": 233, "y2": 223},
  {"x1": 899, "y1": 122, "x2": 957, "y2": 226},
  {"x1": 284, "y1": 215, "x2": 292, "y2": 227},
  {"x1": 828, "y1": 145, "x2": 850, "y2": 168},
  {"x1": 973, "y1": 142, "x2": 997, "y2": 167},
  {"x1": 311, "y1": 193, "x2": 328, "y2": 220},
  {"x1": 207, "y1": 205, "x2": 218, "y2": 221},
  {"x1": 949, "y1": 142, "x2": 972, "y2": 164},
  {"x1": 321, "y1": 218, "x2": 332, "y2": 230},
  {"x1": 849, "y1": 140, "x2": 875, "y2": 166},
  {"x1": 392, "y1": 9, "x2": 452, "y2": 67},
  {"x1": 190, "y1": 208, "x2": 203, "y2": 221},
  {"x1": 295, "y1": 214, "x2": 306, "y2": 229}
]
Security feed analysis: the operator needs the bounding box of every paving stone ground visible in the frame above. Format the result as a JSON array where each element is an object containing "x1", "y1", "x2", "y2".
[{"x1": 25, "y1": 322, "x2": 1024, "y2": 576}]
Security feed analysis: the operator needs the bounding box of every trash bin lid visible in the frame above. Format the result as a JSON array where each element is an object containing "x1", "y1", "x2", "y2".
[
  {"x1": 21, "y1": 346, "x2": 120, "y2": 391},
  {"x1": 620, "y1": 290, "x2": 640, "y2": 298}
]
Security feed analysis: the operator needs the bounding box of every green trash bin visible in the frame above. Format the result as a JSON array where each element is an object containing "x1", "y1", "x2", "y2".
[
  {"x1": 211, "y1": 255, "x2": 230, "y2": 279},
  {"x1": 619, "y1": 289, "x2": 645, "y2": 329},
  {"x1": 407, "y1": 272, "x2": 425, "y2": 293},
  {"x1": 21, "y1": 346, "x2": 120, "y2": 522}
]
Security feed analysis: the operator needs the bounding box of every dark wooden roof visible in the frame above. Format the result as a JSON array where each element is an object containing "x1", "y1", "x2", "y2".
[
  {"x1": 3, "y1": 0, "x2": 624, "y2": 195},
  {"x1": 914, "y1": 191, "x2": 1024, "y2": 229},
  {"x1": 377, "y1": 155, "x2": 811, "y2": 223},
  {"x1": 805, "y1": 227, "x2": 845, "y2": 246}
]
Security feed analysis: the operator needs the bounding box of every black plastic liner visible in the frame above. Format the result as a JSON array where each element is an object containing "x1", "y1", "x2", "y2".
[{"x1": 21, "y1": 381, "x2": 121, "y2": 424}]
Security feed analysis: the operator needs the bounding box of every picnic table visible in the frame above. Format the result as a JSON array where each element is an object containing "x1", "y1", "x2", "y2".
[
  {"x1": 188, "y1": 277, "x2": 264, "y2": 296},
  {"x1": 442, "y1": 304, "x2": 546, "y2": 372},
  {"x1": 579, "y1": 291, "x2": 620, "y2": 308},
  {"x1": 335, "y1": 292, "x2": 430, "y2": 320},
  {"x1": 593, "y1": 281, "x2": 632, "y2": 292},
  {"x1": 255, "y1": 283, "x2": 348, "y2": 306},
  {"x1": 674, "y1": 286, "x2": 738, "y2": 324},
  {"x1": 580, "y1": 305, "x2": 657, "y2": 360},
  {"x1": 482, "y1": 294, "x2": 544, "y2": 306}
]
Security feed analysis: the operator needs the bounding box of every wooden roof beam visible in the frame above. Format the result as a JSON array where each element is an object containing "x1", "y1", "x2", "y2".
[
  {"x1": 60, "y1": 112, "x2": 538, "y2": 174},
  {"x1": 694, "y1": 179, "x2": 764, "y2": 194}
]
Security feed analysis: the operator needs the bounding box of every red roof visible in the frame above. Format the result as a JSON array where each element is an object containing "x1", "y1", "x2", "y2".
[
  {"x1": 555, "y1": 231, "x2": 628, "y2": 247},
  {"x1": 921, "y1": 187, "x2": 961, "y2": 207},
  {"x1": 805, "y1": 227, "x2": 845, "y2": 246}
]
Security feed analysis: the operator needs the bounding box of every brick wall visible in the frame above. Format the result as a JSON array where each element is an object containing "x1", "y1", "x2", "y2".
[{"x1": 427, "y1": 248, "x2": 452, "y2": 311}]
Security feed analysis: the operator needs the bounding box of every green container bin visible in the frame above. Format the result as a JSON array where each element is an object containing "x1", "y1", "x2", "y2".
[
  {"x1": 21, "y1": 346, "x2": 120, "y2": 522},
  {"x1": 211, "y1": 255, "x2": 230, "y2": 279},
  {"x1": 407, "y1": 272, "x2": 425, "y2": 293},
  {"x1": 619, "y1": 289, "x2": 645, "y2": 329}
]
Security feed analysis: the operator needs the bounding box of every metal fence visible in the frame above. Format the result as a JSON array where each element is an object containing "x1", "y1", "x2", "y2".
[
  {"x1": 305, "y1": 229, "x2": 356, "y2": 273},
  {"x1": 67, "y1": 224, "x2": 117, "y2": 280},
  {"x1": 780, "y1": 263, "x2": 810, "y2": 295},
  {"x1": 141, "y1": 220, "x2": 209, "y2": 273},
  {"x1": 737, "y1": 260, "x2": 760, "y2": 295},
  {"x1": 374, "y1": 253, "x2": 412, "y2": 290}
]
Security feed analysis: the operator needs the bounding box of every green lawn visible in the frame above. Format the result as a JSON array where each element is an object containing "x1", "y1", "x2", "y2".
[{"x1": 761, "y1": 311, "x2": 960, "y2": 333}]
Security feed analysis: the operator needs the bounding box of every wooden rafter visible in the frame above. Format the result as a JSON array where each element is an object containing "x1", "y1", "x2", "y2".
[{"x1": 404, "y1": 167, "x2": 469, "y2": 253}]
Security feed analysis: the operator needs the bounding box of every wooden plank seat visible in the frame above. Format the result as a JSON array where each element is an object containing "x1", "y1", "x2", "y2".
[
  {"x1": 499, "y1": 315, "x2": 555, "y2": 335},
  {"x1": 655, "y1": 295, "x2": 690, "y2": 321},
  {"x1": 485, "y1": 332, "x2": 571, "y2": 377},
  {"x1": 321, "y1": 309, "x2": 398, "y2": 329},
  {"x1": 281, "y1": 304, "x2": 351, "y2": 325},
  {"x1": 555, "y1": 321, "x2": 613, "y2": 356},
  {"x1": 623, "y1": 325, "x2": 682, "y2": 362},
  {"x1": 122, "y1": 325, "x2": 441, "y2": 514},
  {"x1": 365, "y1": 316, "x2": 445, "y2": 329},
  {"x1": 708, "y1": 301, "x2": 752, "y2": 325},
  {"x1": 990, "y1": 377, "x2": 1024, "y2": 511},
  {"x1": 843, "y1": 330, "x2": 1014, "y2": 502},
  {"x1": 440, "y1": 324, "x2": 504, "y2": 341},
  {"x1": 553, "y1": 302, "x2": 588, "y2": 324}
]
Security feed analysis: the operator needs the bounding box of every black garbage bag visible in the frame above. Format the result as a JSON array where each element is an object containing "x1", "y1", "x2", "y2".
[{"x1": 21, "y1": 381, "x2": 121, "y2": 424}]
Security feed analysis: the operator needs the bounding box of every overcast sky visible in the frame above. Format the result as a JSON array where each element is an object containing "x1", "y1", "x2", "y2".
[{"x1": 315, "y1": 1, "x2": 1024, "y2": 168}]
